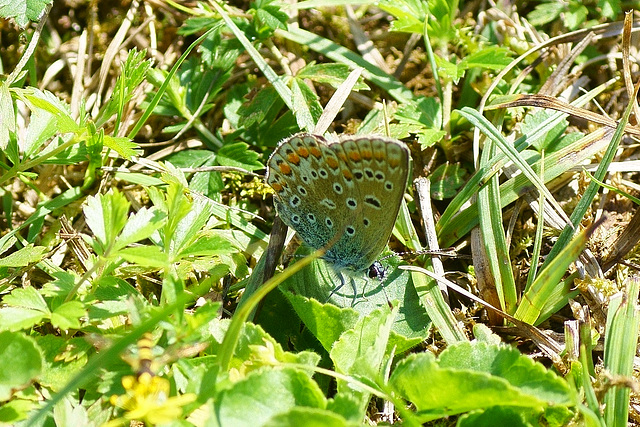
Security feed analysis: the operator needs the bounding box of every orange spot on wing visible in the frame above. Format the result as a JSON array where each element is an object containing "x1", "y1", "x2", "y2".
[
  {"x1": 297, "y1": 147, "x2": 310, "y2": 158},
  {"x1": 279, "y1": 163, "x2": 292, "y2": 175},
  {"x1": 342, "y1": 169, "x2": 353, "y2": 180},
  {"x1": 270, "y1": 182, "x2": 284, "y2": 192},
  {"x1": 309, "y1": 146, "x2": 322, "y2": 158},
  {"x1": 287, "y1": 152, "x2": 300, "y2": 165},
  {"x1": 348, "y1": 150, "x2": 361, "y2": 162},
  {"x1": 326, "y1": 157, "x2": 339, "y2": 169}
]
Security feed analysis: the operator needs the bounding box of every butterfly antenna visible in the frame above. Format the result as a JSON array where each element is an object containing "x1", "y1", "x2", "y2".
[{"x1": 382, "y1": 100, "x2": 391, "y2": 137}]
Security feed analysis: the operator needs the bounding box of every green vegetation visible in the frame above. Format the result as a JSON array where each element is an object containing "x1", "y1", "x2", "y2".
[{"x1": 0, "y1": 0, "x2": 639, "y2": 425}]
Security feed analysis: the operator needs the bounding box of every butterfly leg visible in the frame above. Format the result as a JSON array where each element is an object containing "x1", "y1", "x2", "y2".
[{"x1": 325, "y1": 271, "x2": 358, "y2": 306}]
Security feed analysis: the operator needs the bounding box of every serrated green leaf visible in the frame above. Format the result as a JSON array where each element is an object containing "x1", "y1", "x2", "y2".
[
  {"x1": 98, "y1": 48, "x2": 152, "y2": 126},
  {"x1": 331, "y1": 305, "x2": 396, "y2": 379},
  {"x1": 0, "y1": 307, "x2": 47, "y2": 331},
  {"x1": 0, "y1": 399, "x2": 38, "y2": 424},
  {"x1": 437, "y1": 342, "x2": 573, "y2": 404},
  {"x1": 459, "y1": 46, "x2": 512, "y2": 71},
  {"x1": 50, "y1": 301, "x2": 86, "y2": 330},
  {"x1": 296, "y1": 63, "x2": 369, "y2": 90},
  {"x1": 178, "y1": 234, "x2": 235, "y2": 258},
  {"x1": 284, "y1": 294, "x2": 360, "y2": 353},
  {"x1": 0, "y1": 0, "x2": 52, "y2": 27},
  {"x1": 263, "y1": 407, "x2": 348, "y2": 427},
  {"x1": 390, "y1": 341, "x2": 575, "y2": 421},
  {"x1": 290, "y1": 78, "x2": 316, "y2": 132},
  {"x1": 379, "y1": 0, "x2": 427, "y2": 34},
  {"x1": 527, "y1": 2, "x2": 563, "y2": 26},
  {"x1": 255, "y1": 6, "x2": 287, "y2": 31},
  {"x1": 429, "y1": 162, "x2": 468, "y2": 200},
  {"x1": 237, "y1": 86, "x2": 280, "y2": 128},
  {"x1": 83, "y1": 190, "x2": 131, "y2": 255},
  {"x1": 113, "y1": 207, "x2": 167, "y2": 252},
  {"x1": 102, "y1": 135, "x2": 141, "y2": 160},
  {"x1": 17, "y1": 87, "x2": 78, "y2": 133},
  {"x1": 0, "y1": 331, "x2": 43, "y2": 400},
  {"x1": 3, "y1": 287, "x2": 48, "y2": 311},
  {"x1": 24, "y1": 106, "x2": 58, "y2": 158},
  {"x1": 215, "y1": 368, "x2": 326, "y2": 427},
  {"x1": 119, "y1": 245, "x2": 170, "y2": 268},
  {"x1": 0, "y1": 82, "x2": 15, "y2": 150},
  {"x1": 0, "y1": 245, "x2": 47, "y2": 267},
  {"x1": 217, "y1": 142, "x2": 264, "y2": 170}
]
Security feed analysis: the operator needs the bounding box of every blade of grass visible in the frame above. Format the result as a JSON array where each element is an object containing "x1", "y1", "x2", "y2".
[
  {"x1": 476, "y1": 135, "x2": 517, "y2": 314},
  {"x1": 411, "y1": 271, "x2": 467, "y2": 344},
  {"x1": 459, "y1": 107, "x2": 570, "y2": 226},
  {"x1": 514, "y1": 220, "x2": 601, "y2": 325},
  {"x1": 210, "y1": 1, "x2": 305, "y2": 128},
  {"x1": 438, "y1": 127, "x2": 610, "y2": 247},
  {"x1": 525, "y1": 150, "x2": 546, "y2": 291},
  {"x1": 218, "y1": 250, "x2": 322, "y2": 371},
  {"x1": 603, "y1": 276, "x2": 640, "y2": 427},
  {"x1": 127, "y1": 27, "x2": 218, "y2": 140},
  {"x1": 279, "y1": 27, "x2": 417, "y2": 104},
  {"x1": 538, "y1": 16, "x2": 640, "y2": 272},
  {"x1": 437, "y1": 81, "x2": 611, "y2": 246}
]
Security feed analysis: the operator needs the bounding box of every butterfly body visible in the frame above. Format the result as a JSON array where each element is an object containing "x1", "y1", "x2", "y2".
[{"x1": 266, "y1": 133, "x2": 410, "y2": 274}]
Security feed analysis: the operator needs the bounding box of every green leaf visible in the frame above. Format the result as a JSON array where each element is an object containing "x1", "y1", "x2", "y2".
[
  {"x1": 330, "y1": 305, "x2": 397, "y2": 412},
  {"x1": 284, "y1": 294, "x2": 360, "y2": 353},
  {"x1": 101, "y1": 135, "x2": 141, "y2": 160},
  {"x1": 565, "y1": 3, "x2": 588, "y2": 31},
  {"x1": 390, "y1": 341, "x2": 575, "y2": 421},
  {"x1": 0, "y1": 399, "x2": 37, "y2": 424},
  {"x1": 237, "y1": 86, "x2": 281, "y2": 128},
  {"x1": 0, "y1": 245, "x2": 47, "y2": 267},
  {"x1": 527, "y1": 3, "x2": 564, "y2": 26},
  {"x1": 24, "y1": 104, "x2": 58, "y2": 158},
  {"x1": 599, "y1": 0, "x2": 620, "y2": 20},
  {"x1": 113, "y1": 206, "x2": 167, "y2": 252},
  {"x1": 0, "y1": 307, "x2": 47, "y2": 331},
  {"x1": 0, "y1": 82, "x2": 16, "y2": 150},
  {"x1": 214, "y1": 368, "x2": 326, "y2": 427},
  {"x1": 16, "y1": 87, "x2": 78, "y2": 133},
  {"x1": 98, "y1": 48, "x2": 152, "y2": 127},
  {"x1": 50, "y1": 301, "x2": 86, "y2": 330},
  {"x1": 217, "y1": 142, "x2": 264, "y2": 170},
  {"x1": 3, "y1": 287, "x2": 48, "y2": 312},
  {"x1": 282, "y1": 255, "x2": 430, "y2": 352},
  {"x1": 178, "y1": 234, "x2": 235, "y2": 258},
  {"x1": 263, "y1": 407, "x2": 348, "y2": 427},
  {"x1": 0, "y1": 0, "x2": 52, "y2": 27},
  {"x1": 459, "y1": 46, "x2": 512, "y2": 71},
  {"x1": 458, "y1": 407, "x2": 528, "y2": 427},
  {"x1": 379, "y1": 0, "x2": 427, "y2": 33},
  {"x1": 83, "y1": 189, "x2": 131, "y2": 256},
  {"x1": 0, "y1": 331, "x2": 43, "y2": 401},
  {"x1": 331, "y1": 305, "x2": 396, "y2": 379},
  {"x1": 36, "y1": 336, "x2": 89, "y2": 392},
  {"x1": 429, "y1": 162, "x2": 468, "y2": 200},
  {"x1": 290, "y1": 78, "x2": 316, "y2": 132},
  {"x1": 254, "y1": 5, "x2": 288, "y2": 32},
  {"x1": 296, "y1": 63, "x2": 369, "y2": 90},
  {"x1": 118, "y1": 245, "x2": 170, "y2": 268}
]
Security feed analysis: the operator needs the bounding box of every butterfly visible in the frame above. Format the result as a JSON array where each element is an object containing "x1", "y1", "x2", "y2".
[{"x1": 266, "y1": 133, "x2": 410, "y2": 303}]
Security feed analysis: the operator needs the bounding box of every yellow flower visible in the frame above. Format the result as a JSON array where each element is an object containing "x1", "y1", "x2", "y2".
[{"x1": 106, "y1": 373, "x2": 197, "y2": 426}]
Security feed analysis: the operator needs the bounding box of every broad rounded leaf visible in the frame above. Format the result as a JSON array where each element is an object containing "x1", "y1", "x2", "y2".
[{"x1": 0, "y1": 331, "x2": 43, "y2": 401}]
